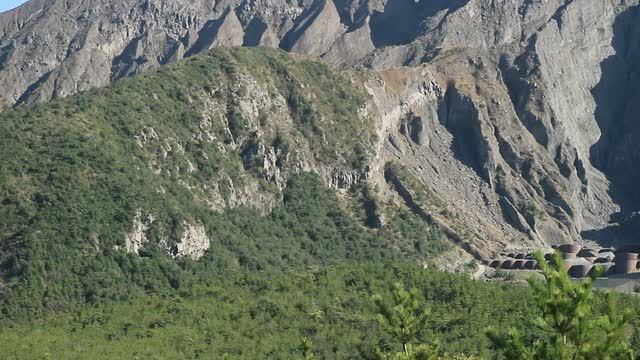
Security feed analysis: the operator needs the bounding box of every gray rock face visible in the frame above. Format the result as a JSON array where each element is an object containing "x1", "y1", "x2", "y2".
[
  {"x1": 124, "y1": 211, "x2": 154, "y2": 255},
  {"x1": 3, "y1": 0, "x2": 640, "y2": 253},
  {"x1": 322, "y1": 19, "x2": 374, "y2": 67},
  {"x1": 171, "y1": 222, "x2": 210, "y2": 260},
  {"x1": 283, "y1": 0, "x2": 346, "y2": 55}
]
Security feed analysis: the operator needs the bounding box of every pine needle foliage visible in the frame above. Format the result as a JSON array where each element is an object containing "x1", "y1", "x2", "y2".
[
  {"x1": 487, "y1": 251, "x2": 635, "y2": 359},
  {"x1": 371, "y1": 283, "x2": 439, "y2": 359}
]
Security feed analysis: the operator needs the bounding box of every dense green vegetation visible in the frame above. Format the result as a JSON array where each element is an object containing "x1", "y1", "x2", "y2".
[
  {"x1": 0, "y1": 262, "x2": 538, "y2": 359},
  {"x1": 0, "y1": 47, "x2": 461, "y2": 357},
  {"x1": 0, "y1": 48, "x2": 383, "y2": 318}
]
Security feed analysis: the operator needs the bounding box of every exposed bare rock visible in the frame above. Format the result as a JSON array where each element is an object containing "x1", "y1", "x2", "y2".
[
  {"x1": 283, "y1": 0, "x2": 346, "y2": 55},
  {"x1": 171, "y1": 222, "x2": 210, "y2": 260},
  {"x1": 322, "y1": 19, "x2": 374, "y2": 67},
  {"x1": 111, "y1": 29, "x2": 185, "y2": 79},
  {"x1": 124, "y1": 211, "x2": 155, "y2": 255},
  {"x1": 258, "y1": 25, "x2": 279, "y2": 48},
  {"x1": 192, "y1": 8, "x2": 245, "y2": 51}
]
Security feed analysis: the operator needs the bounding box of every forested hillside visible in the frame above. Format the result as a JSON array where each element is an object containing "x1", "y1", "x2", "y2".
[
  {"x1": 1, "y1": 47, "x2": 640, "y2": 359},
  {"x1": 0, "y1": 47, "x2": 443, "y2": 315},
  {"x1": 0, "y1": 46, "x2": 515, "y2": 358},
  {"x1": 3, "y1": 0, "x2": 640, "y2": 357}
]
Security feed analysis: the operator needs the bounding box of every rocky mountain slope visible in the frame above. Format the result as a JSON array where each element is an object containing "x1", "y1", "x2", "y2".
[
  {"x1": 2, "y1": 0, "x2": 640, "y2": 256},
  {"x1": 0, "y1": 49, "x2": 458, "y2": 314}
]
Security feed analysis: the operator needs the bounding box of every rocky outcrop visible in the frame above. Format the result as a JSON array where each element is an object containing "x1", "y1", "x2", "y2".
[
  {"x1": 187, "y1": 7, "x2": 244, "y2": 54},
  {"x1": 171, "y1": 222, "x2": 210, "y2": 260},
  {"x1": 124, "y1": 211, "x2": 154, "y2": 255},
  {"x1": 383, "y1": 164, "x2": 486, "y2": 260},
  {"x1": 125, "y1": 214, "x2": 210, "y2": 259}
]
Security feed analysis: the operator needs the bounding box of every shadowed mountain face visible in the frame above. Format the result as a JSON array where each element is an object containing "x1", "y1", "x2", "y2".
[
  {"x1": 368, "y1": 0, "x2": 468, "y2": 47},
  {"x1": 582, "y1": 5, "x2": 640, "y2": 243},
  {"x1": 2, "y1": 0, "x2": 640, "y2": 256},
  {"x1": 591, "y1": 5, "x2": 640, "y2": 210}
]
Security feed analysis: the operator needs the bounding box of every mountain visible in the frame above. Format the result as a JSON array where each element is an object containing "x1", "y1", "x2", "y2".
[
  {"x1": 2, "y1": 0, "x2": 640, "y2": 254},
  {"x1": 2, "y1": 1, "x2": 640, "y2": 357},
  {"x1": 0, "y1": 48, "x2": 556, "y2": 360}
]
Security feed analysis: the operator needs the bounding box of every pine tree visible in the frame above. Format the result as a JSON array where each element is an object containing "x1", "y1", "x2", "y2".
[
  {"x1": 487, "y1": 251, "x2": 635, "y2": 359},
  {"x1": 370, "y1": 282, "x2": 439, "y2": 359}
]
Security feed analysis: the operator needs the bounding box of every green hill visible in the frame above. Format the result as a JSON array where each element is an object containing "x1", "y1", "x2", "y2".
[{"x1": 0, "y1": 48, "x2": 440, "y2": 316}]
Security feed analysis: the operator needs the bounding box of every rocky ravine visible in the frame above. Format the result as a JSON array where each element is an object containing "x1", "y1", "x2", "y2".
[{"x1": 2, "y1": 0, "x2": 640, "y2": 257}]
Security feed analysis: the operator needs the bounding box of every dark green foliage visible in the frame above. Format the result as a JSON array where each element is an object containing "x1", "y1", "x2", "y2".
[
  {"x1": 300, "y1": 337, "x2": 316, "y2": 360},
  {"x1": 383, "y1": 209, "x2": 450, "y2": 258},
  {"x1": 0, "y1": 48, "x2": 383, "y2": 319},
  {"x1": 0, "y1": 262, "x2": 540, "y2": 359},
  {"x1": 371, "y1": 283, "x2": 439, "y2": 359},
  {"x1": 487, "y1": 251, "x2": 635, "y2": 359}
]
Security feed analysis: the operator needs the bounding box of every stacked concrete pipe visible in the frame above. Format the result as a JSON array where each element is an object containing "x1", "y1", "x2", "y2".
[
  {"x1": 559, "y1": 244, "x2": 581, "y2": 254},
  {"x1": 615, "y1": 253, "x2": 638, "y2": 274},
  {"x1": 578, "y1": 249, "x2": 597, "y2": 263},
  {"x1": 500, "y1": 260, "x2": 514, "y2": 269},
  {"x1": 569, "y1": 264, "x2": 593, "y2": 278}
]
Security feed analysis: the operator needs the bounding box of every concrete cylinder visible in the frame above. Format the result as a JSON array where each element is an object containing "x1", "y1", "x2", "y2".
[
  {"x1": 501, "y1": 260, "x2": 514, "y2": 269},
  {"x1": 589, "y1": 264, "x2": 609, "y2": 278},
  {"x1": 489, "y1": 260, "x2": 503, "y2": 269},
  {"x1": 578, "y1": 249, "x2": 597, "y2": 258},
  {"x1": 569, "y1": 264, "x2": 593, "y2": 278},
  {"x1": 602, "y1": 263, "x2": 615, "y2": 276},
  {"x1": 523, "y1": 260, "x2": 537, "y2": 270},
  {"x1": 616, "y1": 252, "x2": 638, "y2": 261},
  {"x1": 559, "y1": 244, "x2": 581, "y2": 254},
  {"x1": 561, "y1": 252, "x2": 577, "y2": 260},
  {"x1": 515, "y1": 253, "x2": 525, "y2": 259},
  {"x1": 615, "y1": 259, "x2": 637, "y2": 274},
  {"x1": 595, "y1": 263, "x2": 614, "y2": 275},
  {"x1": 513, "y1": 260, "x2": 525, "y2": 269}
]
